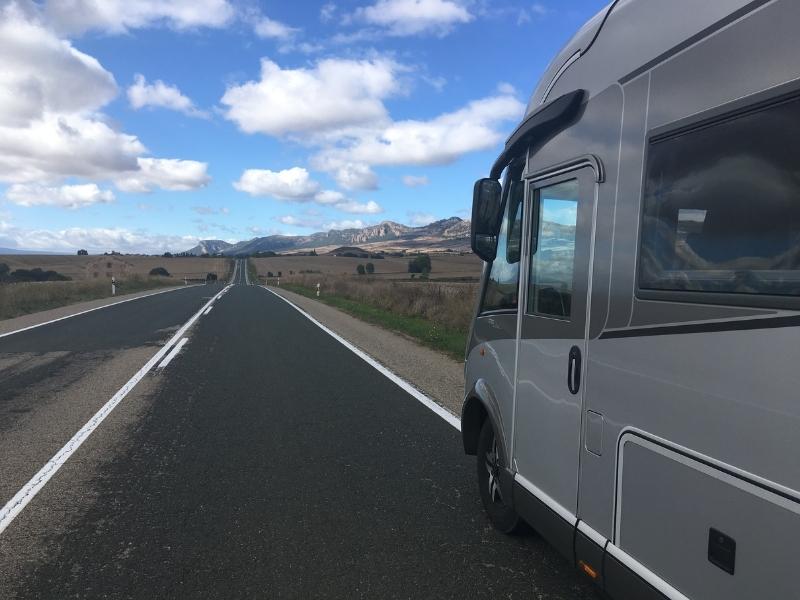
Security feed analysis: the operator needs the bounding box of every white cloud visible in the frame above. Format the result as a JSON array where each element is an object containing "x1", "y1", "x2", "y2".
[
  {"x1": 192, "y1": 205, "x2": 229, "y2": 215},
  {"x1": 0, "y1": 220, "x2": 198, "y2": 254},
  {"x1": 323, "y1": 219, "x2": 365, "y2": 230},
  {"x1": 354, "y1": 0, "x2": 472, "y2": 36},
  {"x1": 233, "y1": 167, "x2": 321, "y2": 200},
  {"x1": 253, "y1": 15, "x2": 298, "y2": 40},
  {"x1": 221, "y1": 57, "x2": 400, "y2": 136},
  {"x1": 278, "y1": 215, "x2": 303, "y2": 226},
  {"x1": 115, "y1": 158, "x2": 211, "y2": 192},
  {"x1": 408, "y1": 211, "x2": 436, "y2": 226},
  {"x1": 330, "y1": 162, "x2": 379, "y2": 191},
  {"x1": 334, "y1": 199, "x2": 383, "y2": 214},
  {"x1": 127, "y1": 74, "x2": 207, "y2": 118},
  {"x1": 5, "y1": 183, "x2": 114, "y2": 209},
  {"x1": 312, "y1": 190, "x2": 343, "y2": 205},
  {"x1": 0, "y1": 2, "x2": 117, "y2": 127},
  {"x1": 44, "y1": 0, "x2": 235, "y2": 35},
  {"x1": 314, "y1": 92, "x2": 524, "y2": 171},
  {"x1": 402, "y1": 175, "x2": 429, "y2": 187},
  {"x1": 0, "y1": 5, "x2": 212, "y2": 193}
]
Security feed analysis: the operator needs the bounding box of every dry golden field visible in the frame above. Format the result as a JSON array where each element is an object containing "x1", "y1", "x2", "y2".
[
  {"x1": 0, "y1": 255, "x2": 231, "y2": 282},
  {"x1": 251, "y1": 252, "x2": 481, "y2": 281}
]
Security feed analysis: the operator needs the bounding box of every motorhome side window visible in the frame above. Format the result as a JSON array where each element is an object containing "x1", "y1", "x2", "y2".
[
  {"x1": 481, "y1": 168, "x2": 524, "y2": 312},
  {"x1": 640, "y1": 95, "x2": 800, "y2": 299},
  {"x1": 527, "y1": 179, "x2": 579, "y2": 318}
]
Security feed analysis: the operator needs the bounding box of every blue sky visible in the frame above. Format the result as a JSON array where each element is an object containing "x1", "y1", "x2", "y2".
[{"x1": 0, "y1": 0, "x2": 607, "y2": 253}]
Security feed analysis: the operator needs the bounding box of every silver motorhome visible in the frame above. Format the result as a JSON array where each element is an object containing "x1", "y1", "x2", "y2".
[{"x1": 461, "y1": 1, "x2": 800, "y2": 598}]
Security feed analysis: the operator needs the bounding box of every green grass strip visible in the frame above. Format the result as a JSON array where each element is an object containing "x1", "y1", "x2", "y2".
[{"x1": 282, "y1": 284, "x2": 467, "y2": 360}]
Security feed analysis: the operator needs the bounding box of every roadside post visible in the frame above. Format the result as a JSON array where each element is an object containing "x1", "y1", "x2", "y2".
[
  {"x1": 277, "y1": 277, "x2": 281, "y2": 287},
  {"x1": 184, "y1": 277, "x2": 187, "y2": 285},
  {"x1": 316, "y1": 282, "x2": 320, "y2": 297},
  {"x1": 111, "y1": 276, "x2": 116, "y2": 296}
]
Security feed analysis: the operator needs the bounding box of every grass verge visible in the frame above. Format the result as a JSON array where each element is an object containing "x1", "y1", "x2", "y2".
[
  {"x1": 281, "y1": 283, "x2": 467, "y2": 360},
  {"x1": 0, "y1": 276, "x2": 178, "y2": 321}
]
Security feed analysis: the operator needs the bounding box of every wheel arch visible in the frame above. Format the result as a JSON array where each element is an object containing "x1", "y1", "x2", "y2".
[{"x1": 461, "y1": 379, "x2": 510, "y2": 466}]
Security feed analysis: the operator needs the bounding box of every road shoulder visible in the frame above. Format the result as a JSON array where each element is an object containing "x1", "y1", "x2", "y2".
[{"x1": 266, "y1": 286, "x2": 464, "y2": 416}]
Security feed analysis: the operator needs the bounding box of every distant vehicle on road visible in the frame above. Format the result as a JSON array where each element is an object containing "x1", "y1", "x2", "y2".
[{"x1": 461, "y1": 1, "x2": 800, "y2": 599}]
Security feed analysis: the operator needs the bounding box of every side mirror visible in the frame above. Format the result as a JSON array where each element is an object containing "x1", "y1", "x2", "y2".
[{"x1": 471, "y1": 178, "x2": 503, "y2": 262}]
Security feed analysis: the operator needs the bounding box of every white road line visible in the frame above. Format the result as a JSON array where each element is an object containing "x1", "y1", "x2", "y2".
[
  {"x1": 204, "y1": 306, "x2": 213, "y2": 315},
  {"x1": 262, "y1": 286, "x2": 461, "y2": 431},
  {"x1": 0, "y1": 284, "x2": 231, "y2": 536},
  {"x1": 0, "y1": 285, "x2": 200, "y2": 341},
  {"x1": 157, "y1": 337, "x2": 189, "y2": 370}
]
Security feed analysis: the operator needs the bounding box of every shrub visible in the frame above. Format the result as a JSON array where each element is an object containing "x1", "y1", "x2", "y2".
[
  {"x1": 149, "y1": 267, "x2": 171, "y2": 277},
  {"x1": 365, "y1": 262, "x2": 375, "y2": 274},
  {"x1": 77, "y1": 249, "x2": 88, "y2": 256},
  {"x1": 206, "y1": 273, "x2": 218, "y2": 282},
  {"x1": 7, "y1": 268, "x2": 70, "y2": 282},
  {"x1": 356, "y1": 264, "x2": 366, "y2": 275},
  {"x1": 408, "y1": 254, "x2": 432, "y2": 274}
]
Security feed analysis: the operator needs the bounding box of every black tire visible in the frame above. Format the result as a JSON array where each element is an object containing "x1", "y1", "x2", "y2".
[{"x1": 476, "y1": 419, "x2": 521, "y2": 534}]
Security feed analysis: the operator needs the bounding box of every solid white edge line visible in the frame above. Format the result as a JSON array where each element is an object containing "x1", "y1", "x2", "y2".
[
  {"x1": 156, "y1": 337, "x2": 189, "y2": 370},
  {"x1": 0, "y1": 284, "x2": 201, "y2": 340},
  {"x1": 0, "y1": 283, "x2": 231, "y2": 536},
  {"x1": 261, "y1": 286, "x2": 461, "y2": 431}
]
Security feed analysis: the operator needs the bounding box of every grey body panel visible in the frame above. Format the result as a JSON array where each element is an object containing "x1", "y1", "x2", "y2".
[{"x1": 464, "y1": 1, "x2": 800, "y2": 598}]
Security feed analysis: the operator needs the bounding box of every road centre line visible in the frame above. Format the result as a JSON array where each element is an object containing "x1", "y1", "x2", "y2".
[
  {"x1": 261, "y1": 286, "x2": 461, "y2": 431},
  {"x1": 0, "y1": 284, "x2": 231, "y2": 536},
  {"x1": 0, "y1": 285, "x2": 200, "y2": 341},
  {"x1": 157, "y1": 337, "x2": 189, "y2": 370}
]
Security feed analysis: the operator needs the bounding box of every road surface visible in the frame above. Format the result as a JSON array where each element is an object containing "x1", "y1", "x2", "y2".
[{"x1": 0, "y1": 260, "x2": 598, "y2": 599}]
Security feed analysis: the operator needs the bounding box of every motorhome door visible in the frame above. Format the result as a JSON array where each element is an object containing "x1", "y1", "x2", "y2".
[{"x1": 512, "y1": 166, "x2": 596, "y2": 516}]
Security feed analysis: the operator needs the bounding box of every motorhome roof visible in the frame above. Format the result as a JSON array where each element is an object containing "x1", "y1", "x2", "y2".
[{"x1": 527, "y1": 0, "x2": 763, "y2": 112}]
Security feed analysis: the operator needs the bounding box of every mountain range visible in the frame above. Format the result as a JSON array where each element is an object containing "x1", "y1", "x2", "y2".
[{"x1": 185, "y1": 217, "x2": 472, "y2": 256}]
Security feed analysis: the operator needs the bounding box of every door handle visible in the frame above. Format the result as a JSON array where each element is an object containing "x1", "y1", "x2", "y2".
[{"x1": 567, "y1": 345, "x2": 581, "y2": 395}]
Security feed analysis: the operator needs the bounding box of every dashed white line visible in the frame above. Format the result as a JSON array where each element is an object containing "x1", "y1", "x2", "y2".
[
  {"x1": 157, "y1": 337, "x2": 189, "y2": 370},
  {"x1": 261, "y1": 286, "x2": 461, "y2": 431},
  {"x1": 204, "y1": 306, "x2": 213, "y2": 315},
  {"x1": 0, "y1": 285, "x2": 200, "y2": 340},
  {"x1": 0, "y1": 284, "x2": 231, "y2": 536}
]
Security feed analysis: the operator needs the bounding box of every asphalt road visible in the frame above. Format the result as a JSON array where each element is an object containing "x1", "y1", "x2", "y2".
[{"x1": 0, "y1": 260, "x2": 598, "y2": 599}]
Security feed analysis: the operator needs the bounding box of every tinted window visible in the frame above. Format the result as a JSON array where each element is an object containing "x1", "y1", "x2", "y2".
[
  {"x1": 640, "y1": 96, "x2": 800, "y2": 298},
  {"x1": 527, "y1": 180, "x2": 579, "y2": 318},
  {"x1": 481, "y1": 165, "x2": 524, "y2": 312}
]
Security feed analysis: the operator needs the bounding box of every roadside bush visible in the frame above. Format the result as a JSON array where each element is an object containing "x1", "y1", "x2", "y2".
[
  {"x1": 4, "y1": 268, "x2": 70, "y2": 282},
  {"x1": 365, "y1": 262, "x2": 375, "y2": 274},
  {"x1": 356, "y1": 264, "x2": 366, "y2": 275},
  {"x1": 149, "y1": 267, "x2": 171, "y2": 277}
]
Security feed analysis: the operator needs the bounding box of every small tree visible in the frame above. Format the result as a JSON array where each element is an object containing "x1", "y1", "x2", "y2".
[
  {"x1": 356, "y1": 264, "x2": 366, "y2": 275},
  {"x1": 277, "y1": 271, "x2": 282, "y2": 277},
  {"x1": 77, "y1": 249, "x2": 88, "y2": 256},
  {"x1": 408, "y1": 254, "x2": 432, "y2": 274},
  {"x1": 267, "y1": 271, "x2": 274, "y2": 277},
  {"x1": 365, "y1": 262, "x2": 375, "y2": 274},
  {"x1": 162, "y1": 252, "x2": 173, "y2": 258},
  {"x1": 310, "y1": 249, "x2": 318, "y2": 256},
  {"x1": 149, "y1": 267, "x2": 171, "y2": 277}
]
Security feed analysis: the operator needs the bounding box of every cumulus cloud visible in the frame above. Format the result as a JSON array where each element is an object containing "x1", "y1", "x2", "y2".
[
  {"x1": 323, "y1": 219, "x2": 366, "y2": 230},
  {"x1": 0, "y1": 2, "x2": 117, "y2": 127},
  {"x1": 313, "y1": 92, "x2": 524, "y2": 173},
  {"x1": 127, "y1": 74, "x2": 207, "y2": 118},
  {"x1": 233, "y1": 167, "x2": 321, "y2": 200},
  {"x1": 402, "y1": 175, "x2": 429, "y2": 187},
  {"x1": 354, "y1": 0, "x2": 472, "y2": 36},
  {"x1": 114, "y1": 158, "x2": 211, "y2": 192},
  {"x1": 334, "y1": 199, "x2": 383, "y2": 214},
  {"x1": 221, "y1": 57, "x2": 400, "y2": 136},
  {"x1": 43, "y1": 0, "x2": 235, "y2": 35},
  {"x1": 0, "y1": 220, "x2": 198, "y2": 254},
  {"x1": 0, "y1": 4, "x2": 212, "y2": 193},
  {"x1": 329, "y1": 162, "x2": 379, "y2": 191},
  {"x1": 5, "y1": 183, "x2": 114, "y2": 209}
]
